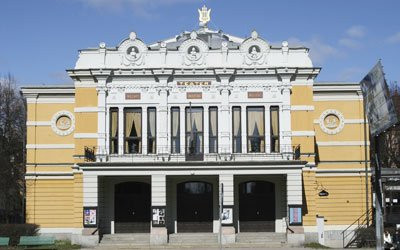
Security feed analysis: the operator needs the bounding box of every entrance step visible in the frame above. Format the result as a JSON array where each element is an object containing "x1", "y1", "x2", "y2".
[
  {"x1": 169, "y1": 233, "x2": 218, "y2": 245},
  {"x1": 100, "y1": 233, "x2": 150, "y2": 246},
  {"x1": 236, "y1": 232, "x2": 287, "y2": 244}
]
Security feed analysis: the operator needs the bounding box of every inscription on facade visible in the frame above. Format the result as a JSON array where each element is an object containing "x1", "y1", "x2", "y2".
[
  {"x1": 177, "y1": 81, "x2": 211, "y2": 86},
  {"x1": 186, "y1": 92, "x2": 203, "y2": 99},
  {"x1": 125, "y1": 93, "x2": 141, "y2": 100},
  {"x1": 248, "y1": 91, "x2": 263, "y2": 98}
]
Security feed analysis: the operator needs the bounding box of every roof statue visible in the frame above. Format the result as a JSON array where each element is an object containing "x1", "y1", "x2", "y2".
[{"x1": 198, "y1": 5, "x2": 211, "y2": 27}]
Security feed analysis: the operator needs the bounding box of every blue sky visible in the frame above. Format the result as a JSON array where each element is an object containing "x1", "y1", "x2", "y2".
[{"x1": 0, "y1": 0, "x2": 399, "y2": 85}]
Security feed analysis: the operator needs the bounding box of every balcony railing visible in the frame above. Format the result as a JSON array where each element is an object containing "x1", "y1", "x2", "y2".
[
  {"x1": 83, "y1": 145, "x2": 301, "y2": 162},
  {"x1": 84, "y1": 144, "x2": 301, "y2": 163}
]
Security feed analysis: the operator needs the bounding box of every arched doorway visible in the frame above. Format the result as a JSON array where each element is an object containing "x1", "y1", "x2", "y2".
[
  {"x1": 114, "y1": 181, "x2": 150, "y2": 233},
  {"x1": 239, "y1": 181, "x2": 275, "y2": 232},
  {"x1": 177, "y1": 181, "x2": 213, "y2": 232}
]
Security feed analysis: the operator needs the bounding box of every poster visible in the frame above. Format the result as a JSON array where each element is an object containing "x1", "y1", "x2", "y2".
[
  {"x1": 83, "y1": 207, "x2": 97, "y2": 227},
  {"x1": 221, "y1": 208, "x2": 233, "y2": 225},
  {"x1": 289, "y1": 205, "x2": 302, "y2": 225},
  {"x1": 152, "y1": 207, "x2": 165, "y2": 227}
]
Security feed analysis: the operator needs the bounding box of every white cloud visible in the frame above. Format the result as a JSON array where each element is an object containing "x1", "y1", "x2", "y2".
[
  {"x1": 346, "y1": 25, "x2": 366, "y2": 39},
  {"x1": 338, "y1": 38, "x2": 361, "y2": 49},
  {"x1": 387, "y1": 32, "x2": 400, "y2": 44},
  {"x1": 287, "y1": 37, "x2": 342, "y2": 64}
]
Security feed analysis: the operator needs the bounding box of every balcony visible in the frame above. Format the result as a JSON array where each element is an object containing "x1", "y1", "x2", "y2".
[{"x1": 84, "y1": 144, "x2": 301, "y2": 163}]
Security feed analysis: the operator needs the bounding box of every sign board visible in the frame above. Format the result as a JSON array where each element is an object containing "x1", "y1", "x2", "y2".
[
  {"x1": 83, "y1": 207, "x2": 97, "y2": 227},
  {"x1": 221, "y1": 207, "x2": 233, "y2": 225},
  {"x1": 186, "y1": 92, "x2": 202, "y2": 99},
  {"x1": 289, "y1": 205, "x2": 302, "y2": 225},
  {"x1": 125, "y1": 93, "x2": 141, "y2": 100},
  {"x1": 359, "y1": 61, "x2": 398, "y2": 136},
  {"x1": 152, "y1": 206, "x2": 166, "y2": 227},
  {"x1": 177, "y1": 81, "x2": 211, "y2": 86},
  {"x1": 248, "y1": 91, "x2": 263, "y2": 98}
]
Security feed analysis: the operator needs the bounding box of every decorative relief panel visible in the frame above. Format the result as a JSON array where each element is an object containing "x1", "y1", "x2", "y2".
[
  {"x1": 51, "y1": 111, "x2": 75, "y2": 136},
  {"x1": 240, "y1": 30, "x2": 270, "y2": 66},
  {"x1": 319, "y1": 109, "x2": 345, "y2": 135},
  {"x1": 120, "y1": 32, "x2": 148, "y2": 66},
  {"x1": 179, "y1": 31, "x2": 209, "y2": 66}
]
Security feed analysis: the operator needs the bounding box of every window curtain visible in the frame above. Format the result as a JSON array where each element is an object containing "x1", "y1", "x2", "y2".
[
  {"x1": 209, "y1": 110, "x2": 217, "y2": 136},
  {"x1": 233, "y1": 108, "x2": 241, "y2": 136},
  {"x1": 271, "y1": 108, "x2": 279, "y2": 152},
  {"x1": 148, "y1": 109, "x2": 156, "y2": 153},
  {"x1": 111, "y1": 111, "x2": 118, "y2": 137},
  {"x1": 125, "y1": 111, "x2": 135, "y2": 137},
  {"x1": 148, "y1": 110, "x2": 156, "y2": 137},
  {"x1": 172, "y1": 110, "x2": 179, "y2": 137}
]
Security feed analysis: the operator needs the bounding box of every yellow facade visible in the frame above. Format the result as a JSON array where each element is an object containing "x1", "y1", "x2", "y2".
[{"x1": 22, "y1": 82, "x2": 371, "y2": 232}]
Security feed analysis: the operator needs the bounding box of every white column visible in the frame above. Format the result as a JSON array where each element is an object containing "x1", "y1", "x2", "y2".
[
  {"x1": 157, "y1": 89, "x2": 169, "y2": 155},
  {"x1": 286, "y1": 172, "x2": 302, "y2": 205},
  {"x1": 180, "y1": 106, "x2": 186, "y2": 154},
  {"x1": 265, "y1": 105, "x2": 271, "y2": 153},
  {"x1": 97, "y1": 85, "x2": 107, "y2": 160},
  {"x1": 219, "y1": 174, "x2": 235, "y2": 244},
  {"x1": 241, "y1": 105, "x2": 247, "y2": 153},
  {"x1": 220, "y1": 174, "x2": 234, "y2": 206},
  {"x1": 280, "y1": 88, "x2": 292, "y2": 153},
  {"x1": 204, "y1": 106, "x2": 209, "y2": 154},
  {"x1": 151, "y1": 175, "x2": 167, "y2": 244},
  {"x1": 142, "y1": 107, "x2": 148, "y2": 155},
  {"x1": 83, "y1": 173, "x2": 98, "y2": 207},
  {"x1": 219, "y1": 88, "x2": 231, "y2": 154},
  {"x1": 118, "y1": 107, "x2": 124, "y2": 155},
  {"x1": 152, "y1": 175, "x2": 166, "y2": 206}
]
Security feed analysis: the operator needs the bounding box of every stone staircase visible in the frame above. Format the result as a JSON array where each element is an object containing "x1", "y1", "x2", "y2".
[
  {"x1": 97, "y1": 232, "x2": 287, "y2": 248},
  {"x1": 99, "y1": 233, "x2": 150, "y2": 248},
  {"x1": 169, "y1": 233, "x2": 218, "y2": 246},
  {"x1": 236, "y1": 232, "x2": 287, "y2": 247}
]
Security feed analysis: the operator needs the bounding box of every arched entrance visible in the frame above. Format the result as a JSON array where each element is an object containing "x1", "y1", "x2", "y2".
[
  {"x1": 239, "y1": 181, "x2": 275, "y2": 232},
  {"x1": 177, "y1": 181, "x2": 213, "y2": 232},
  {"x1": 114, "y1": 181, "x2": 150, "y2": 233}
]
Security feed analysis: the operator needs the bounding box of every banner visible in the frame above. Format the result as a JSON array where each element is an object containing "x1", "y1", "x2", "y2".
[{"x1": 360, "y1": 61, "x2": 398, "y2": 136}]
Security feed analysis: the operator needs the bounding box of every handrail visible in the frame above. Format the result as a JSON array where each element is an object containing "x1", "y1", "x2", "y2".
[
  {"x1": 284, "y1": 217, "x2": 294, "y2": 234},
  {"x1": 341, "y1": 208, "x2": 373, "y2": 248}
]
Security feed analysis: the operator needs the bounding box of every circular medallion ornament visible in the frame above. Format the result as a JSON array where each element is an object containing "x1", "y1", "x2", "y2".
[
  {"x1": 319, "y1": 109, "x2": 345, "y2": 135},
  {"x1": 51, "y1": 111, "x2": 75, "y2": 136}
]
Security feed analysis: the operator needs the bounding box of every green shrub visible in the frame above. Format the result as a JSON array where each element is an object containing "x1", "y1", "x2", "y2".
[{"x1": 0, "y1": 224, "x2": 39, "y2": 246}]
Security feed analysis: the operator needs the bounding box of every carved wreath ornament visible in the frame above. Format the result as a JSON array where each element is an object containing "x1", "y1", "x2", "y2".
[
  {"x1": 51, "y1": 111, "x2": 75, "y2": 136},
  {"x1": 319, "y1": 109, "x2": 345, "y2": 135}
]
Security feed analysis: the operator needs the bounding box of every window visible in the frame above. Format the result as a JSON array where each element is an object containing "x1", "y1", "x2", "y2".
[
  {"x1": 124, "y1": 108, "x2": 142, "y2": 154},
  {"x1": 186, "y1": 107, "x2": 203, "y2": 157},
  {"x1": 147, "y1": 107, "x2": 156, "y2": 154},
  {"x1": 247, "y1": 107, "x2": 265, "y2": 153},
  {"x1": 171, "y1": 107, "x2": 180, "y2": 154},
  {"x1": 110, "y1": 108, "x2": 118, "y2": 154},
  {"x1": 232, "y1": 107, "x2": 241, "y2": 153},
  {"x1": 209, "y1": 107, "x2": 218, "y2": 153},
  {"x1": 270, "y1": 106, "x2": 280, "y2": 152}
]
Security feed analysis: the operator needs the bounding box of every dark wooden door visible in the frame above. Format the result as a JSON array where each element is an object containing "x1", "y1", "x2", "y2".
[
  {"x1": 114, "y1": 182, "x2": 150, "y2": 233},
  {"x1": 177, "y1": 181, "x2": 213, "y2": 232},
  {"x1": 239, "y1": 181, "x2": 275, "y2": 232}
]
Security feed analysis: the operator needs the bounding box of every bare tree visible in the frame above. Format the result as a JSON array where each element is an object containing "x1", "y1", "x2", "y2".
[{"x1": 0, "y1": 74, "x2": 26, "y2": 223}]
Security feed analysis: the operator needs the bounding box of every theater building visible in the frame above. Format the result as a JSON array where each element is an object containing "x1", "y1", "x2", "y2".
[{"x1": 22, "y1": 7, "x2": 371, "y2": 247}]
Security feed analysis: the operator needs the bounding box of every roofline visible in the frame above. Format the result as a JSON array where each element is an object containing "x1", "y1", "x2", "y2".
[{"x1": 20, "y1": 84, "x2": 75, "y2": 96}]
